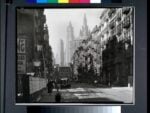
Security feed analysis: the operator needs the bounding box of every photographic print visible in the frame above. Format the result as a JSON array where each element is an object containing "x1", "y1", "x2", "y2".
[{"x1": 16, "y1": 7, "x2": 134, "y2": 104}]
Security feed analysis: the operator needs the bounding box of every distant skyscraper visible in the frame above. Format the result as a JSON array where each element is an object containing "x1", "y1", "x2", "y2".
[
  {"x1": 67, "y1": 21, "x2": 75, "y2": 41},
  {"x1": 65, "y1": 21, "x2": 75, "y2": 66},
  {"x1": 60, "y1": 39, "x2": 64, "y2": 66},
  {"x1": 55, "y1": 53, "x2": 59, "y2": 65},
  {"x1": 65, "y1": 14, "x2": 91, "y2": 66},
  {"x1": 79, "y1": 14, "x2": 91, "y2": 39},
  {"x1": 72, "y1": 14, "x2": 91, "y2": 54}
]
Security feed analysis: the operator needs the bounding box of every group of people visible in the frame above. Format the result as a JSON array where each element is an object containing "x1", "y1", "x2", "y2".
[{"x1": 47, "y1": 80, "x2": 61, "y2": 102}]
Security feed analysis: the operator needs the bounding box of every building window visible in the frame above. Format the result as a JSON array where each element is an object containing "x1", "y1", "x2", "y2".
[
  {"x1": 117, "y1": 23, "x2": 122, "y2": 36},
  {"x1": 124, "y1": 30, "x2": 131, "y2": 41},
  {"x1": 123, "y1": 7, "x2": 131, "y2": 15},
  {"x1": 108, "y1": 9, "x2": 116, "y2": 19},
  {"x1": 123, "y1": 16, "x2": 130, "y2": 29}
]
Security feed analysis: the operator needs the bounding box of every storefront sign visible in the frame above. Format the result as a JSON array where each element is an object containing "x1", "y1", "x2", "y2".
[
  {"x1": 17, "y1": 39, "x2": 26, "y2": 53},
  {"x1": 17, "y1": 55, "x2": 26, "y2": 74},
  {"x1": 17, "y1": 38, "x2": 26, "y2": 74}
]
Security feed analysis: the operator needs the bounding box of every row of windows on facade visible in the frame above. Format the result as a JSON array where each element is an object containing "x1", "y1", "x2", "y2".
[
  {"x1": 99, "y1": 8, "x2": 132, "y2": 35},
  {"x1": 99, "y1": 8, "x2": 132, "y2": 29}
]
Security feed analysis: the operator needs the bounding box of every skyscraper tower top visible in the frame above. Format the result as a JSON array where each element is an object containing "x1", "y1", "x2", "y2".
[
  {"x1": 83, "y1": 13, "x2": 88, "y2": 29},
  {"x1": 67, "y1": 21, "x2": 74, "y2": 41},
  {"x1": 80, "y1": 14, "x2": 90, "y2": 38}
]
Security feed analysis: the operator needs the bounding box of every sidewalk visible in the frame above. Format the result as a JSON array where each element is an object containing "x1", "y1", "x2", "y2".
[
  {"x1": 38, "y1": 88, "x2": 58, "y2": 102},
  {"x1": 37, "y1": 86, "x2": 133, "y2": 103}
]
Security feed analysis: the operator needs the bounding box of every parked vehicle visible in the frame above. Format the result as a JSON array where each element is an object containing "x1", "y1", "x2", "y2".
[
  {"x1": 59, "y1": 78, "x2": 71, "y2": 89},
  {"x1": 55, "y1": 66, "x2": 72, "y2": 89}
]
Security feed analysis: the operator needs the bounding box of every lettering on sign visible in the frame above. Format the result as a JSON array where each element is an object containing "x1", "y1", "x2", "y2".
[
  {"x1": 17, "y1": 39, "x2": 26, "y2": 53},
  {"x1": 17, "y1": 55, "x2": 26, "y2": 74}
]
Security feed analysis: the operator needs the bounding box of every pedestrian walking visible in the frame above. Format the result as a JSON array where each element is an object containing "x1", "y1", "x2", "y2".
[
  {"x1": 47, "y1": 81, "x2": 53, "y2": 94},
  {"x1": 55, "y1": 88, "x2": 61, "y2": 102}
]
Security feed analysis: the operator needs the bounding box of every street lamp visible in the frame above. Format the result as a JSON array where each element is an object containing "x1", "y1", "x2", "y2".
[{"x1": 33, "y1": 60, "x2": 41, "y2": 67}]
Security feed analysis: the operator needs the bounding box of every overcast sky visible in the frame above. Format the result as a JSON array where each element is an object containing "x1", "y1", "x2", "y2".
[{"x1": 44, "y1": 9, "x2": 104, "y2": 59}]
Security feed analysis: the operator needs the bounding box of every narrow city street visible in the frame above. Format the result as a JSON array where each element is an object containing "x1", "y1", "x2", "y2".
[
  {"x1": 17, "y1": 8, "x2": 134, "y2": 104},
  {"x1": 38, "y1": 83, "x2": 133, "y2": 103}
]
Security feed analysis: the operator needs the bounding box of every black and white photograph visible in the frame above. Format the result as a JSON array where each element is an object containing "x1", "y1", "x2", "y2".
[{"x1": 16, "y1": 7, "x2": 134, "y2": 104}]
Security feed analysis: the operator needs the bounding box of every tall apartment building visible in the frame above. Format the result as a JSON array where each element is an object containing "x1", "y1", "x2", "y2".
[
  {"x1": 98, "y1": 7, "x2": 133, "y2": 86},
  {"x1": 99, "y1": 7, "x2": 133, "y2": 50},
  {"x1": 17, "y1": 9, "x2": 53, "y2": 99},
  {"x1": 17, "y1": 9, "x2": 47, "y2": 73}
]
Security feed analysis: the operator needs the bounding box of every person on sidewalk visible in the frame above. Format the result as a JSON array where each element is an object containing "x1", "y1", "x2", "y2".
[
  {"x1": 55, "y1": 88, "x2": 61, "y2": 102},
  {"x1": 47, "y1": 80, "x2": 53, "y2": 94}
]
